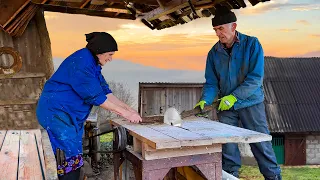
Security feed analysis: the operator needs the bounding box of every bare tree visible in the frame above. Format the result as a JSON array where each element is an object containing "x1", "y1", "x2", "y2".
[{"x1": 91, "y1": 81, "x2": 136, "y2": 131}]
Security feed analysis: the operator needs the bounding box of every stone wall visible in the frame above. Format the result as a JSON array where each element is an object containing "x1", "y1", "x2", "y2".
[{"x1": 306, "y1": 135, "x2": 320, "y2": 165}]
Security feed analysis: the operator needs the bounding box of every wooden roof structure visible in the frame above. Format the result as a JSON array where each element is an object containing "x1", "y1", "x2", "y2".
[{"x1": 1, "y1": 0, "x2": 269, "y2": 36}]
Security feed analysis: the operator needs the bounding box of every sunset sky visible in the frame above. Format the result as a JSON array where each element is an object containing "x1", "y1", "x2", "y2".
[{"x1": 45, "y1": 0, "x2": 320, "y2": 71}]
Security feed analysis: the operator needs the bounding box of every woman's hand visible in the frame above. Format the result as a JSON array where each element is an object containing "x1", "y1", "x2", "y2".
[
  {"x1": 100, "y1": 99, "x2": 142, "y2": 123},
  {"x1": 123, "y1": 111, "x2": 142, "y2": 123}
]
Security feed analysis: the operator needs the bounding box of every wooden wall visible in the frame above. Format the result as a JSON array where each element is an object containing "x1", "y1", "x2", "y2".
[
  {"x1": 0, "y1": 9, "x2": 53, "y2": 129},
  {"x1": 138, "y1": 83, "x2": 205, "y2": 117}
]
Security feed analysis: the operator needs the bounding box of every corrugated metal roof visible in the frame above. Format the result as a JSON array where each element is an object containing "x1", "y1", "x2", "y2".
[
  {"x1": 264, "y1": 57, "x2": 320, "y2": 133},
  {"x1": 140, "y1": 57, "x2": 320, "y2": 133}
]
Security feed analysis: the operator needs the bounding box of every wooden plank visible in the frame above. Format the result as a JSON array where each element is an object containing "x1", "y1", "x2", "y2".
[
  {"x1": 41, "y1": 129, "x2": 58, "y2": 180},
  {"x1": 18, "y1": 130, "x2": 43, "y2": 180},
  {"x1": 0, "y1": 0, "x2": 29, "y2": 28},
  {"x1": 34, "y1": 129, "x2": 46, "y2": 178},
  {"x1": 142, "y1": 143, "x2": 222, "y2": 160},
  {"x1": 80, "y1": 0, "x2": 91, "y2": 8},
  {"x1": 0, "y1": 130, "x2": 21, "y2": 180},
  {"x1": 146, "y1": 124, "x2": 213, "y2": 147},
  {"x1": 181, "y1": 118, "x2": 272, "y2": 143},
  {"x1": 0, "y1": 72, "x2": 46, "y2": 79},
  {"x1": 0, "y1": 99, "x2": 37, "y2": 105},
  {"x1": 133, "y1": 137, "x2": 142, "y2": 153},
  {"x1": 111, "y1": 118, "x2": 181, "y2": 149},
  {"x1": 0, "y1": 131, "x2": 6, "y2": 149}
]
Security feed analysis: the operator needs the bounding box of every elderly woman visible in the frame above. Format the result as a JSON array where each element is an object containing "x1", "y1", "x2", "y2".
[{"x1": 36, "y1": 32, "x2": 142, "y2": 180}]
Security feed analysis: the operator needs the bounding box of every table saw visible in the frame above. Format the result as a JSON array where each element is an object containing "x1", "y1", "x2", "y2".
[{"x1": 110, "y1": 115, "x2": 272, "y2": 180}]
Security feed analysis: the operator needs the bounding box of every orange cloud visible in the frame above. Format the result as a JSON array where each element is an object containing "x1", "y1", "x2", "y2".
[
  {"x1": 296, "y1": 20, "x2": 310, "y2": 25},
  {"x1": 279, "y1": 29, "x2": 298, "y2": 32},
  {"x1": 114, "y1": 33, "x2": 218, "y2": 70},
  {"x1": 238, "y1": 0, "x2": 288, "y2": 15},
  {"x1": 309, "y1": 34, "x2": 320, "y2": 38},
  {"x1": 292, "y1": 5, "x2": 320, "y2": 11}
]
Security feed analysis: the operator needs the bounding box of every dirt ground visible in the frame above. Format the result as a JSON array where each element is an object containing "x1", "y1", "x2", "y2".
[
  {"x1": 83, "y1": 148, "x2": 135, "y2": 180},
  {"x1": 83, "y1": 154, "x2": 115, "y2": 180}
]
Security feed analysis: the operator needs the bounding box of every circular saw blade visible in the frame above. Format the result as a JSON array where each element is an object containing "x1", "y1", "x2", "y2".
[{"x1": 164, "y1": 107, "x2": 182, "y2": 126}]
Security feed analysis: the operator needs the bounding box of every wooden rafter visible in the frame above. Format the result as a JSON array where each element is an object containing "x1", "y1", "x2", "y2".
[
  {"x1": 33, "y1": 0, "x2": 124, "y2": 9},
  {"x1": 80, "y1": 0, "x2": 91, "y2": 8},
  {"x1": 42, "y1": 5, "x2": 136, "y2": 19},
  {"x1": 141, "y1": 0, "x2": 198, "y2": 21},
  {"x1": 32, "y1": 0, "x2": 163, "y2": 6},
  {"x1": 141, "y1": 0, "x2": 230, "y2": 21}
]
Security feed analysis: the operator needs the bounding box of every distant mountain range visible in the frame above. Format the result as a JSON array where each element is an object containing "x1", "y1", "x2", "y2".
[
  {"x1": 52, "y1": 58, "x2": 205, "y2": 101},
  {"x1": 52, "y1": 52, "x2": 320, "y2": 102}
]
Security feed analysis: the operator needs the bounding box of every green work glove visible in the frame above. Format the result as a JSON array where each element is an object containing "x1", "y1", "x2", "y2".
[
  {"x1": 194, "y1": 100, "x2": 208, "y2": 117},
  {"x1": 194, "y1": 100, "x2": 206, "y2": 110},
  {"x1": 218, "y1": 94, "x2": 237, "y2": 111}
]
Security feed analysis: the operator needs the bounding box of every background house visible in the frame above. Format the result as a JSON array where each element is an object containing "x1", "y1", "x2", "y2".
[{"x1": 138, "y1": 57, "x2": 320, "y2": 165}]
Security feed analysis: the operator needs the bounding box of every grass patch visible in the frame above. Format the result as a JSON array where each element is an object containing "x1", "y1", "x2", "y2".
[
  {"x1": 100, "y1": 132, "x2": 113, "y2": 142},
  {"x1": 239, "y1": 165, "x2": 320, "y2": 180}
]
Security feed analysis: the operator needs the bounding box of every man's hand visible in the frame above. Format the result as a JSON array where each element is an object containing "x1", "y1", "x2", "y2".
[
  {"x1": 194, "y1": 100, "x2": 208, "y2": 117},
  {"x1": 218, "y1": 94, "x2": 237, "y2": 111},
  {"x1": 194, "y1": 100, "x2": 206, "y2": 110}
]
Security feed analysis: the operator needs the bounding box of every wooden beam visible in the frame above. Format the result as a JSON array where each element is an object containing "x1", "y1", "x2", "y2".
[
  {"x1": 142, "y1": 143, "x2": 222, "y2": 160},
  {"x1": 34, "y1": 0, "x2": 161, "y2": 6},
  {"x1": 156, "y1": 0, "x2": 165, "y2": 9},
  {"x1": 105, "y1": 8, "x2": 129, "y2": 14},
  {"x1": 40, "y1": 0, "x2": 49, "y2": 4},
  {"x1": 33, "y1": 0, "x2": 125, "y2": 9},
  {"x1": 141, "y1": 0, "x2": 197, "y2": 21},
  {"x1": 43, "y1": 5, "x2": 136, "y2": 19},
  {"x1": 80, "y1": 0, "x2": 92, "y2": 8}
]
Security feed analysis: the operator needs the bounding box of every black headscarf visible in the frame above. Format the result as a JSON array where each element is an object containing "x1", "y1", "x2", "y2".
[{"x1": 85, "y1": 32, "x2": 118, "y2": 55}]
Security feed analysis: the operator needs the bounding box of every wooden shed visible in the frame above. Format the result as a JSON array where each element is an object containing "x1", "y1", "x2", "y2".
[
  {"x1": 138, "y1": 57, "x2": 320, "y2": 166},
  {"x1": 138, "y1": 82, "x2": 203, "y2": 116}
]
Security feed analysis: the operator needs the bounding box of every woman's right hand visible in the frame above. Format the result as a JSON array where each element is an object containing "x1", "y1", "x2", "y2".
[{"x1": 123, "y1": 111, "x2": 142, "y2": 123}]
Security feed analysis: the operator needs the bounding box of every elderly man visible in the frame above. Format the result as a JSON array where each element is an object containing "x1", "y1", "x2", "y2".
[{"x1": 194, "y1": 6, "x2": 282, "y2": 180}]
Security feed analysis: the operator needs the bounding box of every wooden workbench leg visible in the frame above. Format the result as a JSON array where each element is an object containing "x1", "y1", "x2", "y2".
[
  {"x1": 133, "y1": 166, "x2": 170, "y2": 180},
  {"x1": 142, "y1": 168, "x2": 171, "y2": 180},
  {"x1": 133, "y1": 164, "x2": 142, "y2": 180},
  {"x1": 114, "y1": 152, "x2": 120, "y2": 180},
  {"x1": 196, "y1": 163, "x2": 222, "y2": 180}
]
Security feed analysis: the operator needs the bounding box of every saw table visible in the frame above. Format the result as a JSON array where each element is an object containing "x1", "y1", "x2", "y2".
[{"x1": 111, "y1": 116, "x2": 272, "y2": 180}]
